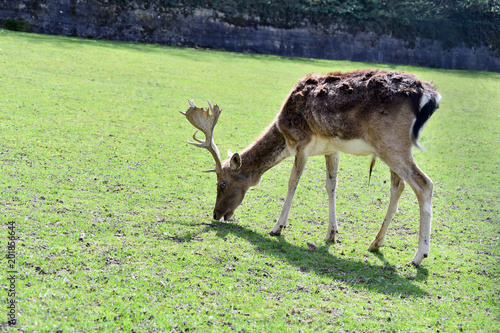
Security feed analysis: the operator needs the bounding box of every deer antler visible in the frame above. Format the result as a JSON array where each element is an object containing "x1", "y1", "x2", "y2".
[{"x1": 180, "y1": 100, "x2": 223, "y2": 173}]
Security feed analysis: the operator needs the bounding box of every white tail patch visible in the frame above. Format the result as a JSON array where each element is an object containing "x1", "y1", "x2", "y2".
[
  {"x1": 412, "y1": 91, "x2": 440, "y2": 150},
  {"x1": 435, "y1": 92, "x2": 442, "y2": 105},
  {"x1": 419, "y1": 92, "x2": 432, "y2": 110}
]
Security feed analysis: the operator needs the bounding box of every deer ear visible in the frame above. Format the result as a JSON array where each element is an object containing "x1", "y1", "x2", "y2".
[{"x1": 230, "y1": 153, "x2": 242, "y2": 171}]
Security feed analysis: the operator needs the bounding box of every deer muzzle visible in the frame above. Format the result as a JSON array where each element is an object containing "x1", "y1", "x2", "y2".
[{"x1": 213, "y1": 210, "x2": 234, "y2": 221}]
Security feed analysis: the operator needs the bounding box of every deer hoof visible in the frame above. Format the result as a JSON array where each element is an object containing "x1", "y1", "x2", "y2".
[
  {"x1": 268, "y1": 225, "x2": 284, "y2": 236},
  {"x1": 409, "y1": 251, "x2": 428, "y2": 266},
  {"x1": 368, "y1": 240, "x2": 383, "y2": 252},
  {"x1": 325, "y1": 234, "x2": 336, "y2": 242},
  {"x1": 406, "y1": 261, "x2": 420, "y2": 267}
]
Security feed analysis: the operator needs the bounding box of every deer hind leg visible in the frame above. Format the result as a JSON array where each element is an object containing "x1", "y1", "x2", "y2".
[
  {"x1": 369, "y1": 170, "x2": 405, "y2": 251},
  {"x1": 269, "y1": 148, "x2": 309, "y2": 236},
  {"x1": 381, "y1": 156, "x2": 433, "y2": 265},
  {"x1": 325, "y1": 152, "x2": 341, "y2": 242},
  {"x1": 406, "y1": 164, "x2": 433, "y2": 266}
]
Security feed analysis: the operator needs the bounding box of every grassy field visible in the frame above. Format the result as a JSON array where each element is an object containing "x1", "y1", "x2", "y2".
[{"x1": 0, "y1": 30, "x2": 498, "y2": 332}]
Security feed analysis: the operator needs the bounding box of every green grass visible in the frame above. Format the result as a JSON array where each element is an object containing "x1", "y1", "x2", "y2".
[{"x1": 0, "y1": 30, "x2": 498, "y2": 332}]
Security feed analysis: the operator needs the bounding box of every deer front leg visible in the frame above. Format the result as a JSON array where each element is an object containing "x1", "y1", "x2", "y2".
[
  {"x1": 269, "y1": 150, "x2": 308, "y2": 236},
  {"x1": 369, "y1": 170, "x2": 405, "y2": 251},
  {"x1": 325, "y1": 152, "x2": 340, "y2": 242}
]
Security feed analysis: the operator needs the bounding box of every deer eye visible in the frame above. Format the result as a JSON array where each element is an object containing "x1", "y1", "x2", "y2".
[{"x1": 220, "y1": 182, "x2": 226, "y2": 190}]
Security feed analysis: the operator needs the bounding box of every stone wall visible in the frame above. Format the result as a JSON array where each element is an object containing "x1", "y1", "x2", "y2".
[{"x1": 1, "y1": 0, "x2": 499, "y2": 72}]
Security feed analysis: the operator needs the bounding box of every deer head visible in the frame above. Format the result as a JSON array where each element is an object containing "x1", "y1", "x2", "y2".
[{"x1": 181, "y1": 101, "x2": 251, "y2": 221}]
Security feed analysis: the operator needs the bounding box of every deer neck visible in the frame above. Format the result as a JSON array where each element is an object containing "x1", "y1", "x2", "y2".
[{"x1": 239, "y1": 121, "x2": 291, "y2": 183}]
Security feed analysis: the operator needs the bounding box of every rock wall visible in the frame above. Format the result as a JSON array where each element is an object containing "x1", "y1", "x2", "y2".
[{"x1": 2, "y1": 0, "x2": 499, "y2": 72}]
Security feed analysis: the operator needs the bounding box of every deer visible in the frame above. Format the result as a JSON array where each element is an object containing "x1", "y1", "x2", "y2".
[{"x1": 181, "y1": 69, "x2": 441, "y2": 266}]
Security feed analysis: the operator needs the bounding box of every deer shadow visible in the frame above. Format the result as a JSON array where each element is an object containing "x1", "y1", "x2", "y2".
[{"x1": 201, "y1": 221, "x2": 429, "y2": 297}]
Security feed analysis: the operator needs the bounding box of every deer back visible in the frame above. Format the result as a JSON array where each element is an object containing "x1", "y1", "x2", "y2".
[{"x1": 276, "y1": 69, "x2": 439, "y2": 149}]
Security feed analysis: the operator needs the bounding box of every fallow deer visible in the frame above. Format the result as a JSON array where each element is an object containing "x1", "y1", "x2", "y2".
[{"x1": 181, "y1": 69, "x2": 441, "y2": 266}]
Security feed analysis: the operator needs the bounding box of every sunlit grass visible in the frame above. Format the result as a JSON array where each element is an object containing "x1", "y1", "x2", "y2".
[{"x1": 0, "y1": 30, "x2": 498, "y2": 331}]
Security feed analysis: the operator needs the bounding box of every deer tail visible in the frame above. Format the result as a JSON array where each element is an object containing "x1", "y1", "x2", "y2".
[{"x1": 410, "y1": 89, "x2": 442, "y2": 150}]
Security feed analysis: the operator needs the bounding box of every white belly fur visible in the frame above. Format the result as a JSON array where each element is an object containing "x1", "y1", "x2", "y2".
[{"x1": 306, "y1": 136, "x2": 375, "y2": 156}]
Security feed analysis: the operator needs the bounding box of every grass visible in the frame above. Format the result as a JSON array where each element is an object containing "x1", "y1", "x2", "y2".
[{"x1": 0, "y1": 30, "x2": 498, "y2": 332}]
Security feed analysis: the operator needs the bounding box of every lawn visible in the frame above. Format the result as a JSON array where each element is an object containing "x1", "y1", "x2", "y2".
[{"x1": 0, "y1": 30, "x2": 498, "y2": 332}]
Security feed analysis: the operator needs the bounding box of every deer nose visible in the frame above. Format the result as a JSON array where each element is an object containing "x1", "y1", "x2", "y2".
[{"x1": 213, "y1": 211, "x2": 223, "y2": 221}]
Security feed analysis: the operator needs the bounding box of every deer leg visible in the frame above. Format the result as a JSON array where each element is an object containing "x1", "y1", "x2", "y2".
[
  {"x1": 404, "y1": 165, "x2": 433, "y2": 266},
  {"x1": 377, "y1": 148, "x2": 433, "y2": 265},
  {"x1": 385, "y1": 160, "x2": 433, "y2": 265},
  {"x1": 269, "y1": 149, "x2": 308, "y2": 236},
  {"x1": 325, "y1": 152, "x2": 340, "y2": 242},
  {"x1": 369, "y1": 170, "x2": 405, "y2": 251}
]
